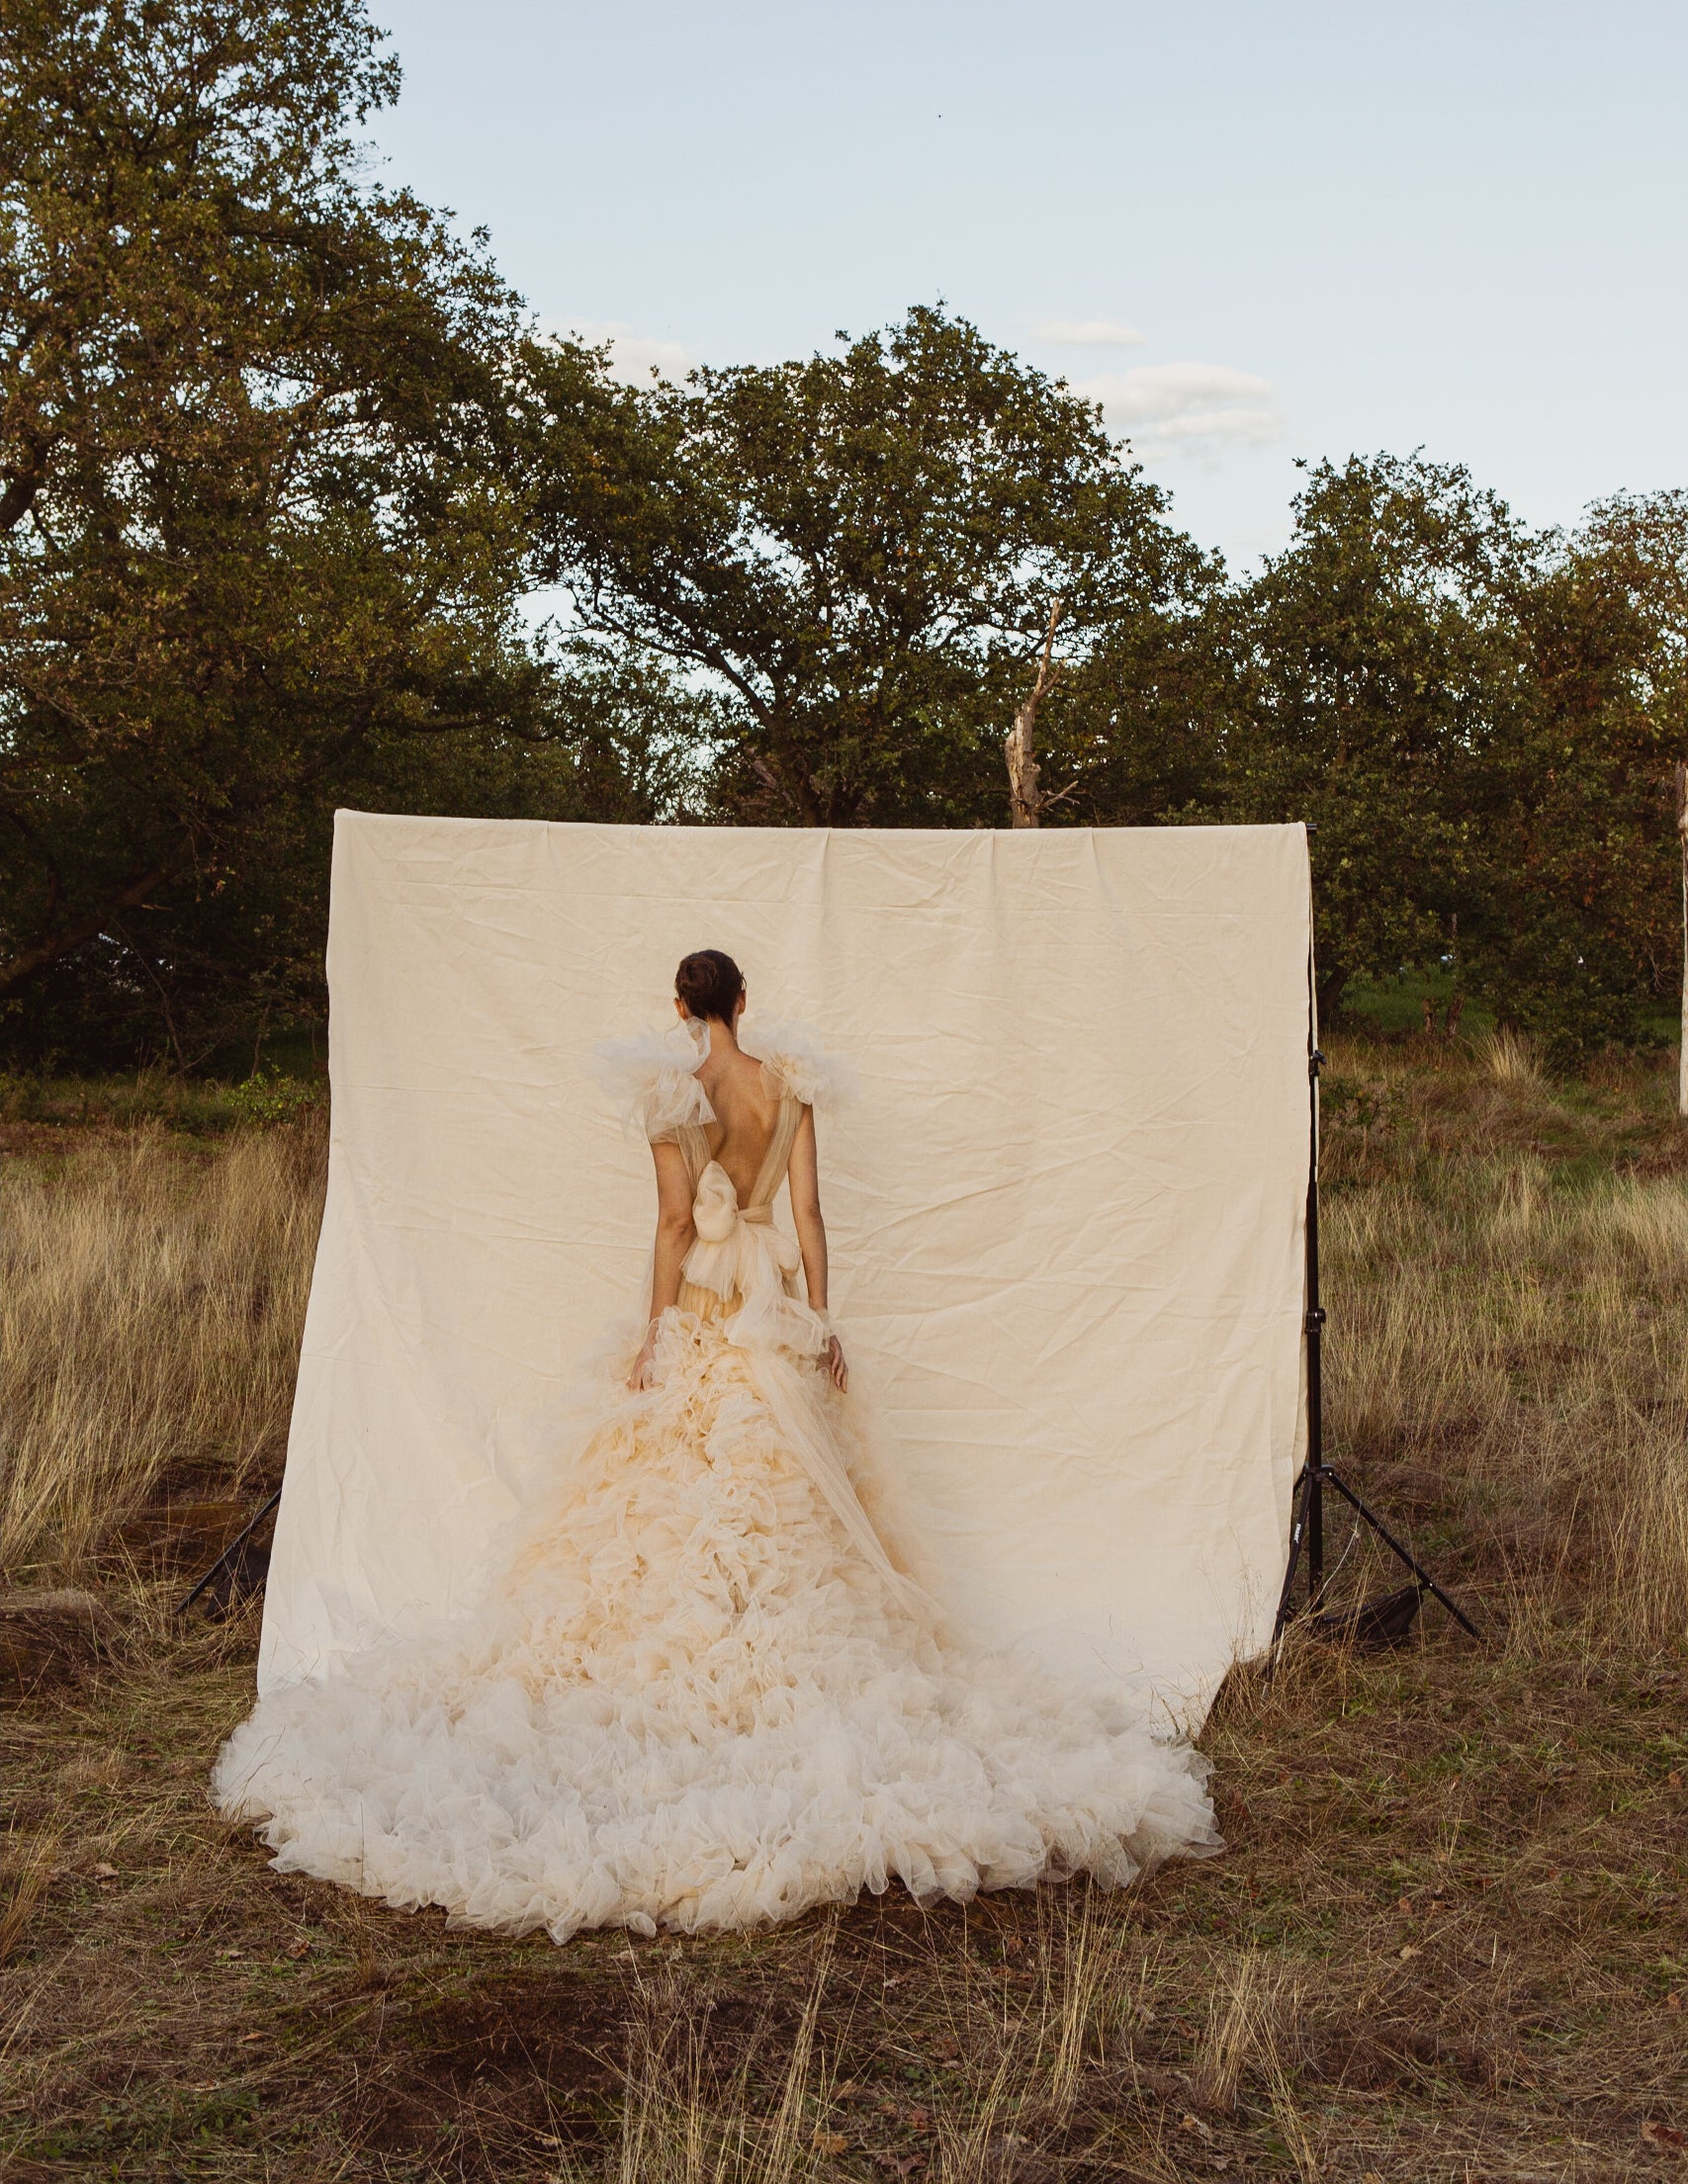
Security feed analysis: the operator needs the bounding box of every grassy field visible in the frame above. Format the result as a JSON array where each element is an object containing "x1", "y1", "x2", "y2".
[{"x1": 3, "y1": 1034, "x2": 1687, "y2": 2182}]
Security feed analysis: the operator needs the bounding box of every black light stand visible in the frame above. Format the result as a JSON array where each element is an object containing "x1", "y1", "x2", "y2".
[{"x1": 1271, "y1": 982, "x2": 1477, "y2": 1652}]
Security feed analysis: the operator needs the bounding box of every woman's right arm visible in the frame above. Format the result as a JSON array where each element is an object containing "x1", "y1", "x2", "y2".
[{"x1": 628, "y1": 1141, "x2": 697, "y2": 1390}]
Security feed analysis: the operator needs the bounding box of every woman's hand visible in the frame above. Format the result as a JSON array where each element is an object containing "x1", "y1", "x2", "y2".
[
  {"x1": 627, "y1": 1323, "x2": 661, "y2": 1392},
  {"x1": 824, "y1": 1335, "x2": 848, "y2": 1393}
]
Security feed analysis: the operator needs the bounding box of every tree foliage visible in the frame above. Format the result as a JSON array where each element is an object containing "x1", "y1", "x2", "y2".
[
  {"x1": 1461, "y1": 492, "x2": 1688, "y2": 1049},
  {"x1": 0, "y1": 0, "x2": 686, "y2": 1064},
  {"x1": 526, "y1": 306, "x2": 1213, "y2": 826},
  {"x1": 1213, "y1": 455, "x2": 1535, "y2": 1017}
]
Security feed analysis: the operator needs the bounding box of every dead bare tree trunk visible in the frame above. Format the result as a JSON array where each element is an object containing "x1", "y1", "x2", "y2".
[
  {"x1": 1676, "y1": 761, "x2": 1687, "y2": 1118},
  {"x1": 1005, "y1": 598, "x2": 1064, "y2": 828}
]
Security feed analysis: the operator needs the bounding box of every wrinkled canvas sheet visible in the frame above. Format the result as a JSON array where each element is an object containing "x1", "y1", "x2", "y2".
[{"x1": 260, "y1": 814, "x2": 1311, "y2": 1727}]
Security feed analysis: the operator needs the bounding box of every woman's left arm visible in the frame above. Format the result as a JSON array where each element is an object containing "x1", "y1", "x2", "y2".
[
  {"x1": 787, "y1": 1106, "x2": 847, "y2": 1391},
  {"x1": 628, "y1": 1140, "x2": 697, "y2": 1390}
]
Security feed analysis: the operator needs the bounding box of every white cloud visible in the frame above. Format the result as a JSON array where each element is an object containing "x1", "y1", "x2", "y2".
[
  {"x1": 561, "y1": 318, "x2": 697, "y2": 385},
  {"x1": 1031, "y1": 316, "x2": 1148, "y2": 348},
  {"x1": 1074, "y1": 361, "x2": 1288, "y2": 461}
]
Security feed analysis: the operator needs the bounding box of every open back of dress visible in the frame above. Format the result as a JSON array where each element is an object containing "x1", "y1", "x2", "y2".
[{"x1": 670, "y1": 1063, "x2": 806, "y2": 1324}]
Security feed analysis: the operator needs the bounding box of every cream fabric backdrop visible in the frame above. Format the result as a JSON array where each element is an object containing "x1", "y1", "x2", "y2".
[{"x1": 259, "y1": 813, "x2": 1311, "y2": 1727}]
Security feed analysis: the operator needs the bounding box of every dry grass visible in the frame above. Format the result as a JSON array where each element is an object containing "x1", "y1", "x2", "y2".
[
  {"x1": 1329, "y1": 1159, "x2": 1688, "y2": 1644},
  {"x1": 1319, "y1": 1035, "x2": 1688, "y2": 1648},
  {"x1": 0, "y1": 1122, "x2": 324, "y2": 1578},
  {"x1": 2, "y1": 1040, "x2": 1687, "y2": 2180}
]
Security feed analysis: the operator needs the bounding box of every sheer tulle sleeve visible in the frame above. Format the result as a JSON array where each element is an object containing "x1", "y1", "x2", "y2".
[
  {"x1": 748, "y1": 1019, "x2": 852, "y2": 1109},
  {"x1": 590, "y1": 1022, "x2": 716, "y2": 1143}
]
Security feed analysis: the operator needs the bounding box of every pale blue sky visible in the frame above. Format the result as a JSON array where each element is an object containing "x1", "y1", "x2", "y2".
[{"x1": 367, "y1": 0, "x2": 1687, "y2": 571}]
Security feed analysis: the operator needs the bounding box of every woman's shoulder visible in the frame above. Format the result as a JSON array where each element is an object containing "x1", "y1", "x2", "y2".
[
  {"x1": 590, "y1": 1020, "x2": 715, "y2": 1143},
  {"x1": 743, "y1": 1017, "x2": 852, "y2": 1110}
]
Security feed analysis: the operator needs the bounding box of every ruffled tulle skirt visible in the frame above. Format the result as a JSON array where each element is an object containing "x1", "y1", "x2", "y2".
[{"x1": 214, "y1": 1305, "x2": 1220, "y2": 1940}]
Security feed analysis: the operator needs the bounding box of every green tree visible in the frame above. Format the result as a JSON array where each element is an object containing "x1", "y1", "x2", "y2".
[
  {"x1": 0, "y1": 0, "x2": 658, "y2": 1065},
  {"x1": 1218, "y1": 454, "x2": 1533, "y2": 1018},
  {"x1": 24, "y1": 641, "x2": 717, "y2": 1071},
  {"x1": 525, "y1": 306, "x2": 1214, "y2": 827},
  {"x1": 1462, "y1": 492, "x2": 1688, "y2": 1051}
]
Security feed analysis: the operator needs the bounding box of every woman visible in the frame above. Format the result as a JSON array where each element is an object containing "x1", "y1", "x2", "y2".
[{"x1": 215, "y1": 950, "x2": 1218, "y2": 1939}]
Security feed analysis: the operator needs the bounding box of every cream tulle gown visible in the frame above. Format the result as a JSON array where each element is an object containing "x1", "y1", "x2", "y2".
[{"x1": 214, "y1": 1023, "x2": 1219, "y2": 1940}]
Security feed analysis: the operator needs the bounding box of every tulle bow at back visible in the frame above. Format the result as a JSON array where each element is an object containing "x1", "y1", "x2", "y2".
[{"x1": 685, "y1": 1162, "x2": 797, "y2": 1295}]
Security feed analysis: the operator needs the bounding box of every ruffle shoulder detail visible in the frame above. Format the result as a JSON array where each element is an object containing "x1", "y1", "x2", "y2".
[
  {"x1": 590, "y1": 1021, "x2": 715, "y2": 1143},
  {"x1": 746, "y1": 1018, "x2": 852, "y2": 1109}
]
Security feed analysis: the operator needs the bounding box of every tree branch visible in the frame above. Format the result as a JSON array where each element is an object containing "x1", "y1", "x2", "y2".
[
  {"x1": 0, "y1": 864, "x2": 173, "y2": 995},
  {"x1": 1004, "y1": 596, "x2": 1064, "y2": 828},
  {"x1": 0, "y1": 470, "x2": 43, "y2": 532}
]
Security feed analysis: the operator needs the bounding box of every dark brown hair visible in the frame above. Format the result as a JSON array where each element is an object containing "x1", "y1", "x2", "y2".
[{"x1": 674, "y1": 949, "x2": 745, "y2": 1023}]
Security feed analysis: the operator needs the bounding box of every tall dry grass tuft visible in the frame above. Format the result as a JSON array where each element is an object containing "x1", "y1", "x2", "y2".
[
  {"x1": 557, "y1": 1927, "x2": 841, "y2": 2184},
  {"x1": 1327, "y1": 1166, "x2": 1688, "y2": 1642},
  {"x1": 0, "y1": 1821, "x2": 61, "y2": 1966},
  {"x1": 1471, "y1": 1024, "x2": 1542, "y2": 1085},
  {"x1": 0, "y1": 1123, "x2": 324, "y2": 1578},
  {"x1": 1189, "y1": 1947, "x2": 1275, "y2": 2116},
  {"x1": 932, "y1": 1888, "x2": 1139, "y2": 2172}
]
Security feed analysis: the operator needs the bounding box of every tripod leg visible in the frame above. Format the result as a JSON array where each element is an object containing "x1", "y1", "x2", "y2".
[
  {"x1": 175, "y1": 1487, "x2": 283, "y2": 1618},
  {"x1": 1318, "y1": 1467, "x2": 1479, "y2": 1638}
]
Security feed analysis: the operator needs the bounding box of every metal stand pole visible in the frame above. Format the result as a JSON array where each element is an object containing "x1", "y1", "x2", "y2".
[
  {"x1": 1272, "y1": 1029, "x2": 1326, "y2": 1642},
  {"x1": 1272, "y1": 926, "x2": 1476, "y2": 1652},
  {"x1": 1303, "y1": 1041, "x2": 1327, "y2": 1614}
]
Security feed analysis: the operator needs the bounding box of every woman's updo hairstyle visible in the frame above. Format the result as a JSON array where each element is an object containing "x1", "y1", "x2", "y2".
[{"x1": 674, "y1": 948, "x2": 745, "y2": 1024}]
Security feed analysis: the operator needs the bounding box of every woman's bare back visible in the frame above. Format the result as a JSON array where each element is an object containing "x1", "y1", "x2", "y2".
[{"x1": 696, "y1": 1045, "x2": 782, "y2": 1202}]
